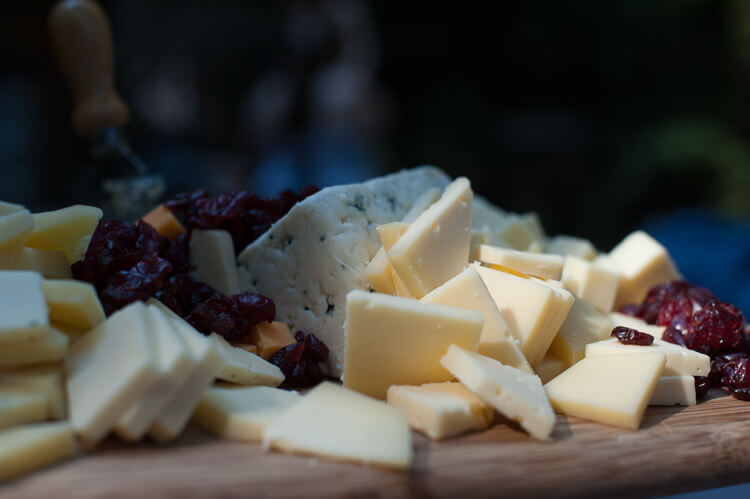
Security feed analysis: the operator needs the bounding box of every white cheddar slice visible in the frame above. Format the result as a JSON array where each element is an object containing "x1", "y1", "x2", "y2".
[
  {"x1": 0, "y1": 327, "x2": 69, "y2": 368},
  {"x1": 473, "y1": 244, "x2": 563, "y2": 280},
  {"x1": 0, "y1": 270, "x2": 49, "y2": 343},
  {"x1": 387, "y1": 177, "x2": 472, "y2": 298},
  {"x1": 344, "y1": 290, "x2": 483, "y2": 399},
  {"x1": 210, "y1": 333, "x2": 284, "y2": 387},
  {"x1": 0, "y1": 210, "x2": 33, "y2": 250},
  {"x1": 650, "y1": 376, "x2": 696, "y2": 406},
  {"x1": 0, "y1": 248, "x2": 72, "y2": 279},
  {"x1": 65, "y1": 302, "x2": 159, "y2": 443},
  {"x1": 440, "y1": 345, "x2": 555, "y2": 440},
  {"x1": 549, "y1": 297, "x2": 614, "y2": 367},
  {"x1": 190, "y1": 229, "x2": 241, "y2": 296},
  {"x1": 534, "y1": 352, "x2": 567, "y2": 384},
  {"x1": 42, "y1": 279, "x2": 105, "y2": 331},
  {"x1": 0, "y1": 389, "x2": 48, "y2": 430},
  {"x1": 263, "y1": 382, "x2": 412, "y2": 469},
  {"x1": 561, "y1": 256, "x2": 620, "y2": 312},
  {"x1": 0, "y1": 422, "x2": 76, "y2": 483},
  {"x1": 546, "y1": 235, "x2": 597, "y2": 261},
  {"x1": 544, "y1": 352, "x2": 666, "y2": 429},
  {"x1": 609, "y1": 312, "x2": 666, "y2": 336},
  {"x1": 0, "y1": 365, "x2": 66, "y2": 420},
  {"x1": 115, "y1": 307, "x2": 194, "y2": 441},
  {"x1": 25, "y1": 205, "x2": 102, "y2": 265},
  {"x1": 386, "y1": 382, "x2": 494, "y2": 440},
  {"x1": 377, "y1": 222, "x2": 409, "y2": 250},
  {"x1": 584, "y1": 337, "x2": 710, "y2": 377},
  {"x1": 191, "y1": 384, "x2": 300, "y2": 441},
  {"x1": 420, "y1": 266, "x2": 532, "y2": 373}
]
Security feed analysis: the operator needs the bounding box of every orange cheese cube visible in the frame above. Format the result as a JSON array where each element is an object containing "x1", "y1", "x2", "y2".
[
  {"x1": 248, "y1": 321, "x2": 295, "y2": 360},
  {"x1": 141, "y1": 205, "x2": 186, "y2": 241}
]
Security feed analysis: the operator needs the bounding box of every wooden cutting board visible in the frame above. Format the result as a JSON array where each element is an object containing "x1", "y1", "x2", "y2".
[{"x1": 3, "y1": 388, "x2": 750, "y2": 498}]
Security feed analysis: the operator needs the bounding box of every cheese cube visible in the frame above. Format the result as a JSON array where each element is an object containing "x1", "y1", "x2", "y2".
[
  {"x1": 561, "y1": 256, "x2": 620, "y2": 312},
  {"x1": 343, "y1": 290, "x2": 483, "y2": 399},
  {"x1": 473, "y1": 263, "x2": 574, "y2": 367},
  {"x1": 65, "y1": 302, "x2": 159, "y2": 443},
  {"x1": 584, "y1": 337, "x2": 710, "y2": 377},
  {"x1": 517, "y1": 213, "x2": 546, "y2": 247},
  {"x1": 190, "y1": 229, "x2": 241, "y2": 296},
  {"x1": 263, "y1": 382, "x2": 412, "y2": 470},
  {"x1": 608, "y1": 231, "x2": 681, "y2": 308},
  {"x1": 191, "y1": 384, "x2": 300, "y2": 442},
  {"x1": 140, "y1": 204, "x2": 186, "y2": 240},
  {"x1": 650, "y1": 376, "x2": 696, "y2": 406},
  {"x1": 544, "y1": 352, "x2": 666, "y2": 429},
  {"x1": 387, "y1": 178, "x2": 473, "y2": 298},
  {"x1": 534, "y1": 352, "x2": 567, "y2": 384},
  {"x1": 440, "y1": 345, "x2": 555, "y2": 440},
  {"x1": 42, "y1": 279, "x2": 105, "y2": 331},
  {"x1": 609, "y1": 312, "x2": 666, "y2": 336},
  {"x1": 473, "y1": 245, "x2": 563, "y2": 280},
  {"x1": 0, "y1": 365, "x2": 66, "y2": 420},
  {"x1": 546, "y1": 235, "x2": 596, "y2": 260},
  {"x1": 210, "y1": 333, "x2": 284, "y2": 387},
  {"x1": 0, "y1": 327, "x2": 69, "y2": 368},
  {"x1": 0, "y1": 389, "x2": 48, "y2": 429},
  {"x1": 0, "y1": 210, "x2": 33, "y2": 250},
  {"x1": 420, "y1": 266, "x2": 532, "y2": 373},
  {"x1": 549, "y1": 297, "x2": 614, "y2": 367},
  {"x1": 25, "y1": 205, "x2": 102, "y2": 264},
  {"x1": 247, "y1": 321, "x2": 295, "y2": 360},
  {"x1": 0, "y1": 248, "x2": 72, "y2": 278},
  {"x1": 115, "y1": 307, "x2": 194, "y2": 441},
  {"x1": 0, "y1": 422, "x2": 76, "y2": 483},
  {"x1": 0, "y1": 271, "x2": 48, "y2": 343},
  {"x1": 386, "y1": 382, "x2": 494, "y2": 440},
  {"x1": 496, "y1": 215, "x2": 535, "y2": 251}
]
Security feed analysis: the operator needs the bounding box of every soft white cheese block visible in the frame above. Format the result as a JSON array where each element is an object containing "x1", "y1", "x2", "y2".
[
  {"x1": 650, "y1": 376, "x2": 696, "y2": 406},
  {"x1": 191, "y1": 384, "x2": 300, "y2": 442},
  {"x1": 440, "y1": 345, "x2": 555, "y2": 440},
  {"x1": 0, "y1": 270, "x2": 49, "y2": 343},
  {"x1": 65, "y1": 301, "x2": 159, "y2": 443},
  {"x1": 0, "y1": 422, "x2": 76, "y2": 483},
  {"x1": 549, "y1": 297, "x2": 614, "y2": 367},
  {"x1": 238, "y1": 166, "x2": 451, "y2": 379},
  {"x1": 42, "y1": 279, "x2": 105, "y2": 331},
  {"x1": 546, "y1": 235, "x2": 597, "y2": 261},
  {"x1": 0, "y1": 388, "x2": 48, "y2": 430},
  {"x1": 544, "y1": 352, "x2": 666, "y2": 429},
  {"x1": 0, "y1": 327, "x2": 69, "y2": 368},
  {"x1": 386, "y1": 382, "x2": 494, "y2": 440},
  {"x1": 115, "y1": 306, "x2": 194, "y2": 441},
  {"x1": 473, "y1": 245, "x2": 563, "y2": 280},
  {"x1": 420, "y1": 266, "x2": 532, "y2": 373},
  {"x1": 190, "y1": 229, "x2": 241, "y2": 296},
  {"x1": 343, "y1": 290, "x2": 483, "y2": 399},
  {"x1": 0, "y1": 365, "x2": 66, "y2": 420},
  {"x1": 561, "y1": 256, "x2": 620, "y2": 313},
  {"x1": 263, "y1": 382, "x2": 413, "y2": 470},
  {"x1": 609, "y1": 312, "x2": 666, "y2": 336},
  {"x1": 387, "y1": 177, "x2": 473, "y2": 298},
  {"x1": 534, "y1": 353, "x2": 567, "y2": 384},
  {"x1": 584, "y1": 337, "x2": 710, "y2": 377},
  {"x1": 210, "y1": 333, "x2": 284, "y2": 387}
]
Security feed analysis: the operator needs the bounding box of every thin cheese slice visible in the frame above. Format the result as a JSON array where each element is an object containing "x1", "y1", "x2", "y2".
[
  {"x1": 0, "y1": 270, "x2": 49, "y2": 343},
  {"x1": 584, "y1": 337, "x2": 710, "y2": 377},
  {"x1": 42, "y1": 279, "x2": 105, "y2": 331},
  {"x1": 0, "y1": 389, "x2": 48, "y2": 430},
  {"x1": 263, "y1": 382, "x2": 413, "y2": 470},
  {"x1": 0, "y1": 248, "x2": 72, "y2": 278},
  {"x1": 343, "y1": 290, "x2": 483, "y2": 399},
  {"x1": 190, "y1": 229, "x2": 241, "y2": 296},
  {"x1": 210, "y1": 333, "x2": 284, "y2": 386},
  {"x1": 651, "y1": 376, "x2": 696, "y2": 406},
  {"x1": 0, "y1": 327, "x2": 69, "y2": 368},
  {"x1": 440, "y1": 345, "x2": 555, "y2": 440},
  {"x1": 561, "y1": 256, "x2": 620, "y2": 312},
  {"x1": 473, "y1": 245, "x2": 563, "y2": 280},
  {"x1": 549, "y1": 297, "x2": 614, "y2": 367},
  {"x1": 544, "y1": 352, "x2": 666, "y2": 430},
  {"x1": 0, "y1": 422, "x2": 76, "y2": 483},
  {"x1": 386, "y1": 382, "x2": 494, "y2": 440},
  {"x1": 0, "y1": 365, "x2": 66, "y2": 420},
  {"x1": 25, "y1": 205, "x2": 103, "y2": 265},
  {"x1": 191, "y1": 384, "x2": 300, "y2": 441}
]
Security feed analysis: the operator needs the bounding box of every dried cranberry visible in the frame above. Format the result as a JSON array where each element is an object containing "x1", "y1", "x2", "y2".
[
  {"x1": 690, "y1": 300, "x2": 745, "y2": 356},
  {"x1": 733, "y1": 388, "x2": 750, "y2": 401},
  {"x1": 694, "y1": 376, "x2": 710, "y2": 399},
  {"x1": 270, "y1": 331, "x2": 330, "y2": 389},
  {"x1": 611, "y1": 326, "x2": 654, "y2": 345},
  {"x1": 657, "y1": 295, "x2": 693, "y2": 328},
  {"x1": 185, "y1": 292, "x2": 276, "y2": 341},
  {"x1": 234, "y1": 293, "x2": 275, "y2": 327}
]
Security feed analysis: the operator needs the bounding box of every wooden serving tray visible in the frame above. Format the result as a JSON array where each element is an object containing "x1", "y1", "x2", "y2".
[{"x1": 2, "y1": 388, "x2": 750, "y2": 498}]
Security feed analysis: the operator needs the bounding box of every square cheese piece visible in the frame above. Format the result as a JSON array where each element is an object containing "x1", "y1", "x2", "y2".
[
  {"x1": 190, "y1": 229, "x2": 241, "y2": 296},
  {"x1": 210, "y1": 333, "x2": 284, "y2": 387},
  {"x1": 473, "y1": 245, "x2": 563, "y2": 281},
  {"x1": 0, "y1": 365, "x2": 67, "y2": 420},
  {"x1": 440, "y1": 345, "x2": 555, "y2": 440},
  {"x1": 0, "y1": 327, "x2": 69, "y2": 368},
  {"x1": 650, "y1": 376, "x2": 696, "y2": 406},
  {"x1": 545, "y1": 235, "x2": 596, "y2": 261},
  {"x1": 387, "y1": 177, "x2": 473, "y2": 298},
  {"x1": 495, "y1": 215, "x2": 534, "y2": 251},
  {"x1": 65, "y1": 301, "x2": 159, "y2": 443},
  {"x1": 609, "y1": 312, "x2": 666, "y2": 336},
  {"x1": 344, "y1": 290, "x2": 483, "y2": 399},
  {"x1": 544, "y1": 352, "x2": 666, "y2": 429},
  {"x1": 263, "y1": 382, "x2": 412, "y2": 470},
  {"x1": 386, "y1": 382, "x2": 494, "y2": 440},
  {"x1": 549, "y1": 297, "x2": 614, "y2": 367},
  {"x1": 42, "y1": 279, "x2": 105, "y2": 331},
  {"x1": 191, "y1": 384, "x2": 300, "y2": 442},
  {"x1": 608, "y1": 231, "x2": 680, "y2": 308},
  {"x1": 534, "y1": 352, "x2": 567, "y2": 384},
  {"x1": 584, "y1": 337, "x2": 710, "y2": 377},
  {"x1": 420, "y1": 266, "x2": 532, "y2": 373},
  {"x1": 247, "y1": 321, "x2": 295, "y2": 360},
  {"x1": 140, "y1": 204, "x2": 186, "y2": 240},
  {"x1": 25, "y1": 205, "x2": 102, "y2": 264},
  {"x1": 0, "y1": 422, "x2": 76, "y2": 483},
  {"x1": 561, "y1": 256, "x2": 620, "y2": 313},
  {"x1": 0, "y1": 270, "x2": 49, "y2": 343}
]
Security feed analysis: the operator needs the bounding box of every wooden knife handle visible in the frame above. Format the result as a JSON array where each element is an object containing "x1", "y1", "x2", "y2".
[{"x1": 49, "y1": 0, "x2": 129, "y2": 137}]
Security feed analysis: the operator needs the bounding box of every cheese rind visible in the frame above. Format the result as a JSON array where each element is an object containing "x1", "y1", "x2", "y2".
[
  {"x1": 42, "y1": 279, "x2": 105, "y2": 331},
  {"x1": 440, "y1": 345, "x2": 555, "y2": 440},
  {"x1": 190, "y1": 229, "x2": 241, "y2": 296},
  {"x1": 473, "y1": 245, "x2": 563, "y2": 280},
  {"x1": 549, "y1": 297, "x2": 614, "y2": 367},
  {"x1": 561, "y1": 256, "x2": 620, "y2": 313},
  {"x1": 651, "y1": 376, "x2": 696, "y2": 406},
  {"x1": 263, "y1": 382, "x2": 413, "y2": 470},
  {"x1": 0, "y1": 422, "x2": 76, "y2": 483},
  {"x1": 584, "y1": 337, "x2": 710, "y2": 377},
  {"x1": 210, "y1": 333, "x2": 284, "y2": 387},
  {"x1": 343, "y1": 290, "x2": 483, "y2": 399}
]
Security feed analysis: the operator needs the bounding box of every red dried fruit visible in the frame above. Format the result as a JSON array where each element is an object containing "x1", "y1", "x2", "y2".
[
  {"x1": 186, "y1": 292, "x2": 275, "y2": 341},
  {"x1": 611, "y1": 326, "x2": 654, "y2": 345},
  {"x1": 270, "y1": 331, "x2": 330, "y2": 389},
  {"x1": 657, "y1": 295, "x2": 693, "y2": 328},
  {"x1": 690, "y1": 300, "x2": 745, "y2": 356},
  {"x1": 694, "y1": 376, "x2": 710, "y2": 399}
]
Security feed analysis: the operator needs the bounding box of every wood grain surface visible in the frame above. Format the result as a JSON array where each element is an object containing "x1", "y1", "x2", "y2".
[{"x1": 3, "y1": 388, "x2": 750, "y2": 498}]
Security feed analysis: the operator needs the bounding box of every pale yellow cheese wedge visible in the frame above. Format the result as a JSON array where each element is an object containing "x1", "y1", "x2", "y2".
[
  {"x1": 192, "y1": 384, "x2": 300, "y2": 441},
  {"x1": 42, "y1": 279, "x2": 105, "y2": 331},
  {"x1": 0, "y1": 422, "x2": 76, "y2": 483},
  {"x1": 66, "y1": 234, "x2": 92, "y2": 265},
  {"x1": 0, "y1": 247, "x2": 72, "y2": 278},
  {"x1": 0, "y1": 327, "x2": 69, "y2": 368},
  {"x1": 534, "y1": 352, "x2": 567, "y2": 384},
  {"x1": 544, "y1": 352, "x2": 666, "y2": 429},
  {"x1": 387, "y1": 382, "x2": 494, "y2": 440},
  {"x1": 0, "y1": 365, "x2": 66, "y2": 420},
  {"x1": 0, "y1": 210, "x2": 33, "y2": 250},
  {"x1": 387, "y1": 177, "x2": 473, "y2": 298},
  {"x1": 440, "y1": 345, "x2": 555, "y2": 440},
  {"x1": 51, "y1": 321, "x2": 88, "y2": 344},
  {"x1": 545, "y1": 235, "x2": 597, "y2": 261},
  {"x1": 189, "y1": 229, "x2": 241, "y2": 296},
  {"x1": 561, "y1": 256, "x2": 620, "y2": 312},
  {"x1": 420, "y1": 266, "x2": 532, "y2": 373},
  {"x1": 473, "y1": 245, "x2": 563, "y2": 280},
  {"x1": 584, "y1": 337, "x2": 710, "y2": 377},
  {"x1": 263, "y1": 382, "x2": 413, "y2": 470},
  {"x1": 25, "y1": 205, "x2": 102, "y2": 265},
  {"x1": 549, "y1": 297, "x2": 614, "y2": 367},
  {"x1": 0, "y1": 389, "x2": 48, "y2": 430},
  {"x1": 0, "y1": 270, "x2": 49, "y2": 344},
  {"x1": 343, "y1": 290, "x2": 483, "y2": 399},
  {"x1": 210, "y1": 333, "x2": 284, "y2": 387},
  {"x1": 0, "y1": 200, "x2": 25, "y2": 216},
  {"x1": 495, "y1": 215, "x2": 534, "y2": 251},
  {"x1": 650, "y1": 376, "x2": 696, "y2": 406}
]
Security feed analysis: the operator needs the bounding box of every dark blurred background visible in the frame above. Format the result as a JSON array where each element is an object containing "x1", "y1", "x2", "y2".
[{"x1": 2, "y1": 0, "x2": 749, "y2": 308}]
